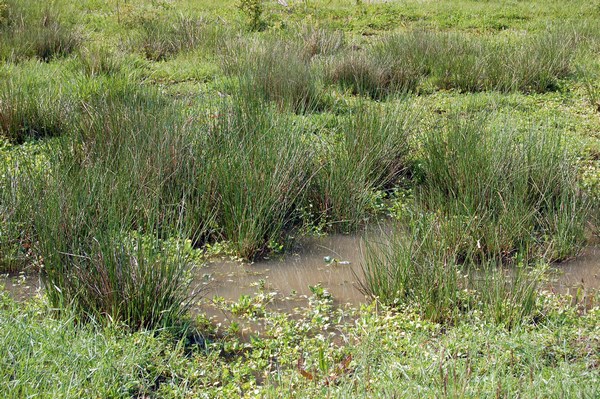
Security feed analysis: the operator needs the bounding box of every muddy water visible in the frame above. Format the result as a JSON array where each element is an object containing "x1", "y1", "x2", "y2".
[
  {"x1": 548, "y1": 246, "x2": 600, "y2": 293},
  {"x1": 2, "y1": 238, "x2": 599, "y2": 311},
  {"x1": 194, "y1": 234, "x2": 369, "y2": 315}
]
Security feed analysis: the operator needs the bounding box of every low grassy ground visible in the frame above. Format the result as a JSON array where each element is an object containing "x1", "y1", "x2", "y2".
[
  {"x1": 1, "y1": 288, "x2": 599, "y2": 398},
  {"x1": 1, "y1": 0, "x2": 599, "y2": 397}
]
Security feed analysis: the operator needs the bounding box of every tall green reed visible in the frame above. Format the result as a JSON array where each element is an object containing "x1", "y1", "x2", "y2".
[
  {"x1": 0, "y1": 0, "x2": 80, "y2": 62},
  {"x1": 223, "y1": 37, "x2": 323, "y2": 113},
  {"x1": 0, "y1": 64, "x2": 75, "y2": 143},
  {"x1": 328, "y1": 29, "x2": 576, "y2": 97},
  {"x1": 206, "y1": 97, "x2": 314, "y2": 259},
  {"x1": 361, "y1": 215, "x2": 544, "y2": 327},
  {"x1": 310, "y1": 102, "x2": 413, "y2": 231},
  {"x1": 18, "y1": 81, "x2": 212, "y2": 329},
  {"x1": 418, "y1": 115, "x2": 588, "y2": 261}
]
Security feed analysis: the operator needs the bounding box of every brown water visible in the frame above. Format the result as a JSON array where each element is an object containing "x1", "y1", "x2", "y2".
[
  {"x1": 547, "y1": 246, "x2": 600, "y2": 293},
  {"x1": 193, "y1": 234, "x2": 368, "y2": 315},
  {"x1": 2, "y1": 237, "x2": 599, "y2": 312}
]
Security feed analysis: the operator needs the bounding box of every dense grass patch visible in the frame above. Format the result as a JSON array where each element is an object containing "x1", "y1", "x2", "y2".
[
  {"x1": 223, "y1": 36, "x2": 323, "y2": 113},
  {"x1": 0, "y1": 293, "x2": 188, "y2": 398},
  {"x1": 361, "y1": 215, "x2": 544, "y2": 327},
  {"x1": 1, "y1": 290, "x2": 598, "y2": 398},
  {"x1": 0, "y1": 63, "x2": 75, "y2": 143},
  {"x1": 418, "y1": 116, "x2": 589, "y2": 262},
  {"x1": 328, "y1": 29, "x2": 576, "y2": 98},
  {"x1": 135, "y1": 14, "x2": 222, "y2": 61},
  {"x1": 7, "y1": 82, "x2": 209, "y2": 327},
  {"x1": 309, "y1": 103, "x2": 413, "y2": 231},
  {"x1": 206, "y1": 98, "x2": 314, "y2": 258},
  {"x1": 0, "y1": 0, "x2": 80, "y2": 62}
]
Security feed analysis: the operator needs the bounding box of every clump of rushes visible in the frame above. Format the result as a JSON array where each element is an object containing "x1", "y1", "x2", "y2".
[
  {"x1": 23, "y1": 81, "x2": 212, "y2": 328},
  {"x1": 310, "y1": 102, "x2": 413, "y2": 231},
  {"x1": 299, "y1": 25, "x2": 345, "y2": 59},
  {"x1": 328, "y1": 50, "x2": 396, "y2": 99},
  {"x1": 77, "y1": 45, "x2": 122, "y2": 77},
  {"x1": 329, "y1": 29, "x2": 576, "y2": 97},
  {"x1": 0, "y1": 141, "x2": 50, "y2": 272},
  {"x1": 0, "y1": 1, "x2": 80, "y2": 62},
  {"x1": 137, "y1": 14, "x2": 222, "y2": 61},
  {"x1": 207, "y1": 97, "x2": 313, "y2": 259},
  {"x1": 223, "y1": 37, "x2": 323, "y2": 113},
  {"x1": 419, "y1": 115, "x2": 588, "y2": 262},
  {"x1": 0, "y1": 65, "x2": 74, "y2": 143},
  {"x1": 361, "y1": 215, "x2": 544, "y2": 327}
]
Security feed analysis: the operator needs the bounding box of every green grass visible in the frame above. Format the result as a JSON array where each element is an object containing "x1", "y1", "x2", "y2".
[
  {"x1": 4, "y1": 81, "x2": 210, "y2": 327},
  {"x1": 309, "y1": 102, "x2": 413, "y2": 231},
  {"x1": 1, "y1": 289, "x2": 598, "y2": 398},
  {"x1": 134, "y1": 14, "x2": 222, "y2": 61},
  {"x1": 361, "y1": 214, "x2": 544, "y2": 327},
  {"x1": 0, "y1": 62, "x2": 76, "y2": 143},
  {"x1": 328, "y1": 29, "x2": 577, "y2": 98},
  {"x1": 0, "y1": 1, "x2": 598, "y2": 394},
  {"x1": 207, "y1": 97, "x2": 314, "y2": 258},
  {"x1": 0, "y1": 0, "x2": 80, "y2": 62},
  {"x1": 417, "y1": 114, "x2": 589, "y2": 262},
  {"x1": 222, "y1": 36, "x2": 323, "y2": 113}
]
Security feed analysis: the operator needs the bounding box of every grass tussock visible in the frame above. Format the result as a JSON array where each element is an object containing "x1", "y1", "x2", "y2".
[
  {"x1": 0, "y1": 67, "x2": 74, "y2": 143},
  {"x1": 136, "y1": 15, "x2": 222, "y2": 61},
  {"x1": 13, "y1": 82, "x2": 211, "y2": 327},
  {"x1": 328, "y1": 29, "x2": 576, "y2": 98},
  {"x1": 310, "y1": 103, "x2": 413, "y2": 231},
  {"x1": 361, "y1": 215, "x2": 544, "y2": 327},
  {"x1": 223, "y1": 37, "x2": 323, "y2": 113},
  {"x1": 419, "y1": 116, "x2": 588, "y2": 262},
  {"x1": 0, "y1": 0, "x2": 80, "y2": 62},
  {"x1": 77, "y1": 45, "x2": 123, "y2": 77},
  {"x1": 207, "y1": 98, "x2": 313, "y2": 258},
  {"x1": 299, "y1": 25, "x2": 345, "y2": 59}
]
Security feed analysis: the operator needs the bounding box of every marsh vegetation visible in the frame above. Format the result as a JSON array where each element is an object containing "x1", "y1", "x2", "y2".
[{"x1": 1, "y1": 0, "x2": 599, "y2": 397}]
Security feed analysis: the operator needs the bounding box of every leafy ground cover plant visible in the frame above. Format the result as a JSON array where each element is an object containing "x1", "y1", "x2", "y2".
[{"x1": 1, "y1": 287, "x2": 598, "y2": 398}]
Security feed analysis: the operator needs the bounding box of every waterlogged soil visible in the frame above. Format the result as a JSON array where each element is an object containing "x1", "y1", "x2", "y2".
[{"x1": 2, "y1": 236, "x2": 599, "y2": 316}]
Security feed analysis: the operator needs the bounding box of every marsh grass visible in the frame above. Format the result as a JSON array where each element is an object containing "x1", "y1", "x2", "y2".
[
  {"x1": 300, "y1": 25, "x2": 345, "y2": 59},
  {"x1": 10, "y1": 81, "x2": 214, "y2": 328},
  {"x1": 0, "y1": 0, "x2": 80, "y2": 62},
  {"x1": 223, "y1": 37, "x2": 323, "y2": 113},
  {"x1": 0, "y1": 151, "x2": 29, "y2": 271},
  {"x1": 7, "y1": 81, "x2": 320, "y2": 322},
  {"x1": 329, "y1": 29, "x2": 576, "y2": 97},
  {"x1": 419, "y1": 116, "x2": 588, "y2": 262},
  {"x1": 310, "y1": 103, "x2": 413, "y2": 231},
  {"x1": 77, "y1": 45, "x2": 122, "y2": 77},
  {"x1": 207, "y1": 98, "x2": 314, "y2": 258},
  {"x1": 328, "y1": 51, "x2": 399, "y2": 99},
  {"x1": 361, "y1": 216, "x2": 544, "y2": 327},
  {"x1": 0, "y1": 67, "x2": 74, "y2": 143},
  {"x1": 136, "y1": 14, "x2": 222, "y2": 61}
]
